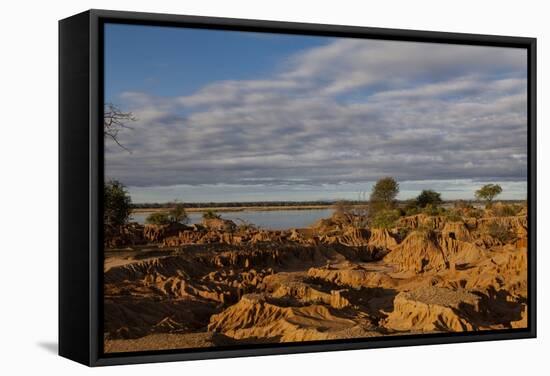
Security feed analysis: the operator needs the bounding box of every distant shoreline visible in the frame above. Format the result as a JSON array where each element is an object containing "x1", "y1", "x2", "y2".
[
  {"x1": 131, "y1": 199, "x2": 525, "y2": 215},
  {"x1": 132, "y1": 205, "x2": 337, "y2": 214}
]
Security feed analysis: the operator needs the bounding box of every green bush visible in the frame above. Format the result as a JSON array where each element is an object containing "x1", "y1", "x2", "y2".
[
  {"x1": 370, "y1": 209, "x2": 400, "y2": 229},
  {"x1": 400, "y1": 200, "x2": 419, "y2": 216},
  {"x1": 235, "y1": 219, "x2": 257, "y2": 232},
  {"x1": 146, "y1": 212, "x2": 171, "y2": 225},
  {"x1": 202, "y1": 209, "x2": 221, "y2": 220},
  {"x1": 423, "y1": 204, "x2": 446, "y2": 216}
]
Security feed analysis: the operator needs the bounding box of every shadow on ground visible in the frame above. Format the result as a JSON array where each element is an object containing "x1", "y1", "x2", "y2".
[{"x1": 37, "y1": 341, "x2": 58, "y2": 354}]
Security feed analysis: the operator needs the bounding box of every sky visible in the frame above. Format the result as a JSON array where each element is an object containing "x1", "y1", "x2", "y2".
[{"x1": 104, "y1": 23, "x2": 528, "y2": 203}]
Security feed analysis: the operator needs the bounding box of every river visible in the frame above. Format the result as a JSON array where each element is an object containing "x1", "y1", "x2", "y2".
[{"x1": 130, "y1": 208, "x2": 334, "y2": 230}]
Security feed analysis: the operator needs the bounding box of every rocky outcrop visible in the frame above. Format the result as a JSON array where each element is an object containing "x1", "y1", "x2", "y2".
[
  {"x1": 337, "y1": 228, "x2": 370, "y2": 247},
  {"x1": 207, "y1": 294, "x2": 364, "y2": 342},
  {"x1": 475, "y1": 215, "x2": 527, "y2": 234},
  {"x1": 202, "y1": 218, "x2": 237, "y2": 232},
  {"x1": 384, "y1": 231, "x2": 447, "y2": 273},
  {"x1": 209, "y1": 244, "x2": 322, "y2": 270},
  {"x1": 104, "y1": 255, "x2": 210, "y2": 284},
  {"x1": 162, "y1": 230, "x2": 205, "y2": 247},
  {"x1": 307, "y1": 264, "x2": 397, "y2": 288},
  {"x1": 438, "y1": 236, "x2": 484, "y2": 267},
  {"x1": 396, "y1": 214, "x2": 446, "y2": 230},
  {"x1": 105, "y1": 223, "x2": 146, "y2": 248},
  {"x1": 382, "y1": 287, "x2": 481, "y2": 332},
  {"x1": 251, "y1": 230, "x2": 286, "y2": 244},
  {"x1": 441, "y1": 221, "x2": 472, "y2": 242},
  {"x1": 143, "y1": 223, "x2": 189, "y2": 243},
  {"x1": 384, "y1": 230, "x2": 483, "y2": 273},
  {"x1": 368, "y1": 228, "x2": 398, "y2": 249},
  {"x1": 104, "y1": 204, "x2": 529, "y2": 352}
]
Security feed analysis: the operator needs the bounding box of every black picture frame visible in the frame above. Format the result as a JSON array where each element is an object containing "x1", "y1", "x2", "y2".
[{"x1": 59, "y1": 9, "x2": 537, "y2": 367}]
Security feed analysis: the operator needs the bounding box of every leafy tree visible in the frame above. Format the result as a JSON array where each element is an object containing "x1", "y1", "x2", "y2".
[
  {"x1": 202, "y1": 209, "x2": 221, "y2": 220},
  {"x1": 168, "y1": 202, "x2": 189, "y2": 224},
  {"x1": 146, "y1": 212, "x2": 171, "y2": 225},
  {"x1": 475, "y1": 184, "x2": 503, "y2": 205},
  {"x1": 369, "y1": 177, "x2": 399, "y2": 214},
  {"x1": 145, "y1": 203, "x2": 189, "y2": 225},
  {"x1": 416, "y1": 190, "x2": 443, "y2": 208},
  {"x1": 104, "y1": 180, "x2": 132, "y2": 230}
]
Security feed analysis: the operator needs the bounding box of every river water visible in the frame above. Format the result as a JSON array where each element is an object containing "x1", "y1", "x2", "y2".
[{"x1": 130, "y1": 208, "x2": 334, "y2": 230}]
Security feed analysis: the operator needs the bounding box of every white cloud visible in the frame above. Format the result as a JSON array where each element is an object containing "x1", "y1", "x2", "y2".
[{"x1": 105, "y1": 38, "x2": 527, "y2": 201}]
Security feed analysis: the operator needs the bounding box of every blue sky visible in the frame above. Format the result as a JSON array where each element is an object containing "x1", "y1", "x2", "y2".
[
  {"x1": 104, "y1": 23, "x2": 528, "y2": 203},
  {"x1": 105, "y1": 24, "x2": 329, "y2": 101}
]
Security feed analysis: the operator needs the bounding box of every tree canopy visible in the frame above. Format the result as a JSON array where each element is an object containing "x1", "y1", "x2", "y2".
[
  {"x1": 146, "y1": 203, "x2": 189, "y2": 225},
  {"x1": 475, "y1": 184, "x2": 503, "y2": 204},
  {"x1": 369, "y1": 177, "x2": 399, "y2": 211},
  {"x1": 168, "y1": 203, "x2": 189, "y2": 224},
  {"x1": 104, "y1": 180, "x2": 132, "y2": 230},
  {"x1": 416, "y1": 190, "x2": 443, "y2": 208}
]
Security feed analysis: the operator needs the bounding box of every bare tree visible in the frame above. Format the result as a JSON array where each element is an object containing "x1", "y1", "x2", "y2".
[
  {"x1": 104, "y1": 103, "x2": 135, "y2": 152},
  {"x1": 353, "y1": 191, "x2": 369, "y2": 227}
]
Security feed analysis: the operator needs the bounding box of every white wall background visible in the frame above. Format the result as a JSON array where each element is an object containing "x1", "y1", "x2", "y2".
[{"x1": 0, "y1": 0, "x2": 547, "y2": 374}]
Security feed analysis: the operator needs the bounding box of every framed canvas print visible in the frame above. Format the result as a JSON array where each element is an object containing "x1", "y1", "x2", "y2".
[{"x1": 59, "y1": 9, "x2": 536, "y2": 366}]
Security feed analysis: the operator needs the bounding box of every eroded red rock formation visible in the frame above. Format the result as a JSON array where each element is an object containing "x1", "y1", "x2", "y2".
[{"x1": 103, "y1": 205, "x2": 529, "y2": 352}]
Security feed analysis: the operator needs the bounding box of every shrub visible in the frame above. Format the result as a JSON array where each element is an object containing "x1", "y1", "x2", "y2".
[
  {"x1": 202, "y1": 209, "x2": 221, "y2": 220},
  {"x1": 235, "y1": 219, "x2": 258, "y2": 232},
  {"x1": 423, "y1": 204, "x2": 446, "y2": 216},
  {"x1": 444, "y1": 209, "x2": 463, "y2": 222},
  {"x1": 487, "y1": 222, "x2": 514, "y2": 243},
  {"x1": 403, "y1": 200, "x2": 420, "y2": 216},
  {"x1": 370, "y1": 209, "x2": 400, "y2": 229},
  {"x1": 492, "y1": 204, "x2": 521, "y2": 217},
  {"x1": 146, "y1": 212, "x2": 171, "y2": 225},
  {"x1": 465, "y1": 208, "x2": 484, "y2": 219}
]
